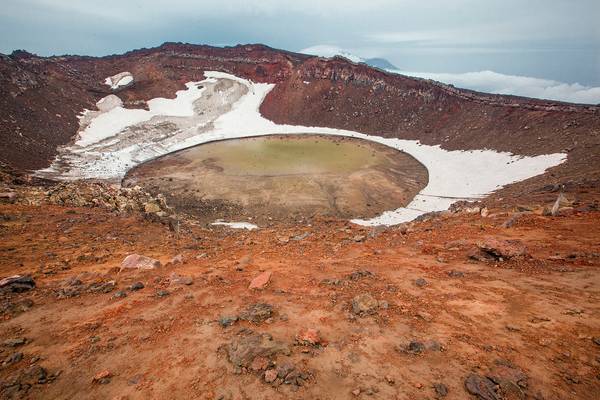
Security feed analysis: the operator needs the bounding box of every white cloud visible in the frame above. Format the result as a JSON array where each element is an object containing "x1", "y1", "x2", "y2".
[{"x1": 394, "y1": 70, "x2": 600, "y2": 105}]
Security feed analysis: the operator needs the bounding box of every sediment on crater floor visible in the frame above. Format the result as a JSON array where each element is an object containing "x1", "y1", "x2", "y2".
[{"x1": 123, "y1": 134, "x2": 429, "y2": 223}]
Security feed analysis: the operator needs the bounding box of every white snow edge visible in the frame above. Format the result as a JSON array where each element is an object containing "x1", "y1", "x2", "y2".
[{"x1": 211, "y1": 221, "x2": 259, "y2": 230}]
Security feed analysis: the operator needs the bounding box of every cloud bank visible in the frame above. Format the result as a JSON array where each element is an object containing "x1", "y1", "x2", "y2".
[{"x1": 395, "y1": 70, "x2": 600, "y2": 105}]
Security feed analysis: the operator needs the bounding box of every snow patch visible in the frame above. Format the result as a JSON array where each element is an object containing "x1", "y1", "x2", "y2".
[
  {"x1": 104, "y1": 72, "x2": 134, "y2": 90},
  {"x1": 211, "y1": 221, "x2": 259, "y2": 230},
  {"x1": 77, "y1": 82, "x2": 205, "y2": 147}
]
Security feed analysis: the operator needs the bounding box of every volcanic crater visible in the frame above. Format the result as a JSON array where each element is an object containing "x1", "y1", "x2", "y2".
[{"x1": 122, "y1": 134, "x2": 429, "y2": 223}]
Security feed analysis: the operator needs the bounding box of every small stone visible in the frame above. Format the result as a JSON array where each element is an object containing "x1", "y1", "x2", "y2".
[
  {"x1": 407, "y1": 340, "x2": 425, "y2": 354},
  {"x1": 22, "y1": 365, "x2": 48, "y2": 384},
  {"x1": 156, "y1": 290, "x2": 170, "y2": 297},
  {"x1": 352, "y1": 293, "x2": 379, "y2": 315},
  {"x1": 378, "y1": 300, "x2": 389, "y2": 309},
  {"x1": 249, "y1": 271, "x2": 272, "y2": 290},
  {"x1": 264, "y1": 369, "x2": 278, "y2": 383},
  {"x1": 425, "y1": 340, "x2": 443, "y2": 351},
  {"x1": 170, "y1": 254, "x2": 184, "y2": 265},
  {"x1": 352, "y1": 388, "x2": 361, "y2": 396},
  {"x1": 112, "y1": 290, "x2": 127, "y2": 299},
  {"x1": 93, "y1": 370, "x2": 112, "y2": 384},
  {"x1": 87, "y1": 280, "x2": 116, "y2": 294},
  {"x1": 239, "y1": 303, "x2": 273, "y2": 323},
  {"x1": 2, "y1": 352, "x2": 23, "y2": 366},
  {"x1": 0, "y1": 192, "x2": 17, "y2": 203},
  {"x1": 144, "y1": 201, "x2": 161, "y2": 213},
  {"x1": 129, "y1": 281, "x2": 144, "y2": 290},
  {"x1": 250, "y1": 356, "x2": 269, "y2": 371},
  {"x1": 277, "y1": 362, "x2": 295, "y2": 379},
  {"x1": 592, "y1": 337, "x2": 600, "y2": 346},
  {"x1": 416, "y1": 311, "x2": 433, "y2": 321},
  {"x1": 538, "y1": 338, "x2": 551, "y2": 346},
  {"x1": 169, "y1": 273, "x2": 193, "y2": 286},
  {"x1": 433, "y1": 383, "x2": 448, "y2": 397},
  {"x1": 347, "y1": 270, "x2": 373, "y2": 280},
  {"x1": 385, "y1": 375, "x2": 395, "y2": 385},
  {"x1": 448, "y1": 270, "x2": 465, "y2": 278},
  {"x1": 3, "y1": 338, "x2": 26, "y2": 347},
  {"x1": 296, "y1": 328, "x2": 321, "y2": 345},
  {"x1": 353, "y1": 235, "x2": 366, "y2": 242},
  {"x1": 321, "y1": 278, "x2": 342, "y2": 286},
  {"x1": 219, "y1": 316, "x2": 238, "y2": 328},
  {"x1": 506, "y1": 324, "x2": 521, "y2": 332},
  {"x1": 464, "y1": 373, "x2": 499, "y2": 400},
  {"x1": 415, "y1": 278, "x2": 428, "y2": 287}
]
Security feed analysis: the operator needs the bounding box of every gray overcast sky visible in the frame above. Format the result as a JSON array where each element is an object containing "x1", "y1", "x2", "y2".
[{"x1": 1, "y1": 0, "x2": 599, "y2": 102}]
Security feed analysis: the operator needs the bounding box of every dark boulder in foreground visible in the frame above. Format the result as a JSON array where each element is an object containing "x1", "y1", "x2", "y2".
[{"x1": 0, "y1": 275, "x2": 35, "y2": 292}]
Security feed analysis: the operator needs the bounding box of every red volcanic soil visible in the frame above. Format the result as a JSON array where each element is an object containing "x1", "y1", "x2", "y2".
[{"x1": 1, "y1": 198, "x2": 599, "y2": 399}]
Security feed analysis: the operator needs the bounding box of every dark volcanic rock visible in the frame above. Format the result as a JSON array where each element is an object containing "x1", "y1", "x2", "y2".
[
  {"x1": 415, "y1": 278, "x2": 428, "y2": 287},
  {"x1": 87, "y1": 280, "x2": 116, "y2": 294},
  {"x1": 226, "y1": 333, "x2": 289, "y2": 368},
  {"x1": 351, "y1": 293, "x2": 379, "y2": 315},
  {"x1": 129, "y1": 281, "x2": 144, "y2": 291},
  {"x1": 464, "y1": 373, "x2": 500, "y2": 400},
  {"x1": 347, "y1": 270, "x2": 374, "y2": 280},
  {"x1": 433, "y1": 382, "x2": 449, "y2": 397},
  {"x1": 0, "y1": 275, "x2": 35, "y2": 292},
  {"x1": 219, "y1": 316, "x2": 238, "y2": 328},
  {"x1": 407, "y1": 340, "x2": 425, "y2": 354},
  {"x1": 239, "y1": 303, "x2": 273, "y2": 323}
]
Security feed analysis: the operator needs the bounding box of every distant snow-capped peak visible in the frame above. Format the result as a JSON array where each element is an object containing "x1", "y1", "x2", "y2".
[{"x1": 299, "y1": 45, "x2": 364, "y2": 63}]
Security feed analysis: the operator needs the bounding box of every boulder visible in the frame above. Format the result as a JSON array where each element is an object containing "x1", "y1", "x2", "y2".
[
  {"x1": 226, "y1": 333, "x2": 289, "y2": 368},
  {"x1": 120, "y1": 254, "x2": 161, "y2": 271},
  {"x1": 476, "y1": 238, "x2": 526, "y2": 260},
  {"x1": 0, "y1": 275, "x2": 35, "y2": 292},
  {"x1": 96, "y1": 94, "x2": 123, "y2": 112}
]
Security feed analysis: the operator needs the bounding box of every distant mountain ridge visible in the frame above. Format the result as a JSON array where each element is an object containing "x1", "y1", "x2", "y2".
[
  {"x1": 363, "y1": 57, "x2": 398, "y2": 70},
  {"x1": 299, "y1": 45, "x2": 397, "y2": 70}
]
